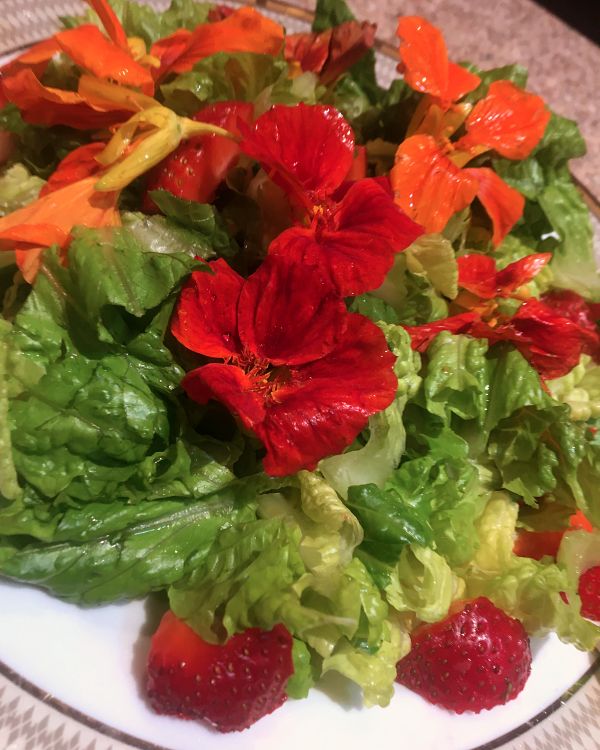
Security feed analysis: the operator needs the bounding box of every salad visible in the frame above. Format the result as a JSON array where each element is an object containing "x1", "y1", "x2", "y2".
[{"x1": 0, "y1": 0, "x2": 599, "y2": 737}]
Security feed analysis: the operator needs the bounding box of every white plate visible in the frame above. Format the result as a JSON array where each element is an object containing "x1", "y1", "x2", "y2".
[{"x1": 1, "y1": 3, "x2": 599, "y2": 749}]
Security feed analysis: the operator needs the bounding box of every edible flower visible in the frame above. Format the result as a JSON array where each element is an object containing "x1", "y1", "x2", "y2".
[
  {"x1": 540, "y1": 290, "x2": 600, "y2": 361},
  {"x1": 406, "y1": 252, "x2": 596, "y2": 380},
  {"x1": 406, "y1": 251, "x2": 600, "y2": 378},
  {"x1": 390, "y1": 16, "x2": 550, "y2": 244},
  {"x1": 171, "y1": 255, "x2": 397, "y2": 476},
  {"x1": 0, "y1": 176, "x2": 120, "y2": 282},
  {"x1": 0, "y1": 1, "x2": 283, "y2": 130},
  {"x1": 241, "y1": 104, "x2": 423, "y2": 295},
  {"x1": 150, "y1": 7, "x2": 284, "y2": 81},
  {"x1": 284, "y1": 20, "x2": 376, "y2": 85},
  {"x1": 456, "y1": 252, "x2": 551, "y2": 302},
  {"x1": 93, "y1": 105, "x2": 236, "y2": 191}
]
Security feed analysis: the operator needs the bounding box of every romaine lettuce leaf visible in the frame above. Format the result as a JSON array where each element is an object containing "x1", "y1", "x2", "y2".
[
  {"x1": 0, "y1": 493, "x2": 255, "y2": 604},
  {"x1": 464, "y1": 494, "x2": 600, "y2": 649},
  {"x1": 0, "y1": 163, "x2": 44, "y2": 216},
  {"x1": 547, "y1": 356, "x2": 600, "y2": 421},
  {"x1": 160, "y1": 53, "x2": 292, "y2": 115},
  {"x1": 384, "y1": 545, "x2": 460, "y2": 623},
  {"x1": 320, "y1": 324, "x2": 420, "y2": 497},
  {"x1": 61, "y1": 0, "x2": 211, "y2": 46}
]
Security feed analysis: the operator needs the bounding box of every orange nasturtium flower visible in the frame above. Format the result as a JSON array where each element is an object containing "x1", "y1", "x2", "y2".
[
  {"x1": 0, "y1": 0, "x2": 284, "y2": 129},
  {"x1": 390, "y1": 16, "x2": 550, "y2": 245},
  {"x1": 0, "y1": 177, "x2": 121, "y2": 282}
]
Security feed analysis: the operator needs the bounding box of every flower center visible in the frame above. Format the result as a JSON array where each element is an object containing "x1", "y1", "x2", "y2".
[{"x1": 233, "y1": 350, "x2": 291, "y2": 401}]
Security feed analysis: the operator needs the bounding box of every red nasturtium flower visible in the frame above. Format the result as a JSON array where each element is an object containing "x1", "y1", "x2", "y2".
[
  {"x1": 284, "y1": 20, "x2": 376, "y2": 85},
  {"x1": 540, "y1": 290, "x2": 600, "y2": 361},
  {"x1": 390, "y1": 16, "x2": 550, "y2": 244},
  {"x1": 405, "y1": 252, "x2": 598, "y2": 380},
  {"x1": 171, "y1": 256, "x2": 397, "y2": 476},
  {"x1": 456, "y1": 252, "x2": 551, "y2": 301},
  {"x1": 241, "y1": 104, "x2": 423, "y2": 296}
]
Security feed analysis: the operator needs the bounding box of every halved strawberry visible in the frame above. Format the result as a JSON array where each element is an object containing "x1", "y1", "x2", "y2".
[
  {"x1": 142, "y1": 101, "x2": 253, "y2": 213},
  {"x1": 147, "y1": 611, "x2": 294, "y2": 732},
  {"x1": 578, "y1": 565, "x2": 600, "y2": 621},
  {"x1": 396, "y1": 597, "x2": 531, "y2": 714},
  {"x1": 513, "y1": 510, "x2": 594, "y2": 561}
]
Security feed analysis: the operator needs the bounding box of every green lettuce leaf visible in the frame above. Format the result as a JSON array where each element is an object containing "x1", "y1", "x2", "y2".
[
  {"x1": 373, "y1": 254, "x2": 449, "y2": 325},
  {"x1": 320, "y1": 325, "x2": 420, "y2": 497},
  {"x1": 286, "y1": 638, "x2": 315, "y2": 699},
  {"x1": 321, "y1": 617, "x2": 409, "y2": 707},
  {"x1": 61, "y1": 0, "x2": 211, "y2": 46},
  {"x1": 547, "y1": 356, "x2": 600, "y2": 421},
  {"x1": 384, "y1": 545, "x2": 461, "y2": 623},
  {"x1": 404, "y1": 233, "x2": 459, "y2": 299},
  {"x1": 145, "y1": 191, "x2": 237, "y2": 257},
  {"x1": 0, "y1": 163, "x2": 44, "y2": 216},
  {"x1": 423, "y1": 333, "x2": 490, "y2": 424},
  {"x1": 0, "y1": 105, "x2": 89, "y2": 179},
  {"x1": 160, "y1": 53, "x2": 293, "y2": 115},
  {"x1": 0, "y1": 493, "x2": 254, "y2": 604},
  {"x1": 122, "y1": 211, "x2": 226, "y2": 259},
  {"x1": 464, "y1": 494, "x2": 600, "y2": 649},
  {"x1": 538, "y1": 180, "x2": 599, "y2": 299}
]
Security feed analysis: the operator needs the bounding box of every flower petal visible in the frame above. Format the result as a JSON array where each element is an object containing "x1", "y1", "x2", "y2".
[
  {"x1": 237, "y1": 254, "x2": 347, "y2": 366},
  {"x1": 285, "y1": 28, "x2": 332, "y2": 75},
  {"x1": 88, "y1": 0, "x2": 129, "y2": 50},
  {"x1": 182, "y1": 363, "x2": 266, "y2": 432},
  {"x1": 55, "y1": 25, "x2": 154, "y2": 93},
  {"x1": 0, "y1": 177, "x2": 120, "y2": 282},
  {"x1": 396, "y1": 16, "x2": 479, "y2": 105},
  {"x1": 150, "y1": 29, "x2": 192, "y2": 81},
  {"x1": 457, "y1": 254, "x2": 498, "y2": 299},
  {"x1": 272, "y1": 179, "x2": 423, "y2": 296},
  {"x1": 495, "y1": 299, "x2": 585, "y2": 379},
  {"x1": 320, "y1": 21, "x2": 376, "y2": 85},
  {"x1": 0, "y1": 224, "x2": 69, "y2": 282},
  {"x1": 541, "y1": 290, "x2": 600, "y2": 361},
  {"x1": 460, "y1": 80, "x2": 550, "y2": 160},
  {"x1": 2, "y1": 69, "x2": 126, "y2": 129},
  {"x1": 40, "y1": 143, "x2": 106, "y2": 197},
  {"x1": 0, "y1": 38, "x2": 61, "y2": 79},
  {"x1": 0, "y1": 177, "x2": 120, "y2": 238},
  {"x1": 240, "y1": 103, "x2": 355, "y2": 200},
  {"x1": 154, "y1": 7, "x2": 284, "y2": 78},
  {"x1": 465, "y1": 167, "x2": 525, "y2": 246},
  {"x1": 258, "y1": 313, "x2": 397, "y2": 476},
  {"x1": 495, "y1": 253, "x2": 552, "y2": 295},
  {"x1": 171, "y1": 259, "x2": 244, "y2": 359},
  {"x1": 391, "y1": 134, "x2": 478, "y2": 234},
  {"x1": 404, "y1": 312, "x2": 479, "y2": 352}
]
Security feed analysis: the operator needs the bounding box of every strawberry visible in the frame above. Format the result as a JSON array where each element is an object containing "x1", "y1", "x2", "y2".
[
  {"x1": 513, "y1": 510, "x2": 593, "y2": 561},
  {"x1": 142, "y1": 101, "x2": 253, "y2": 213},
  {"x1": 147, "y1": 611, "x2": 294, "y2": 732},
  {"x1": 578, "y1": 565, "x2": 600, "y2": 621},
  {"x1": 396, "y1": 597, "x2": 531, "y2": 714}
]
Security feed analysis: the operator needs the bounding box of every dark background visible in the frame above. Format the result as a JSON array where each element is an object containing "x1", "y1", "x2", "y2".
[{"x1": 534, "y1": 0, "x2": 600, "y2": 44}]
